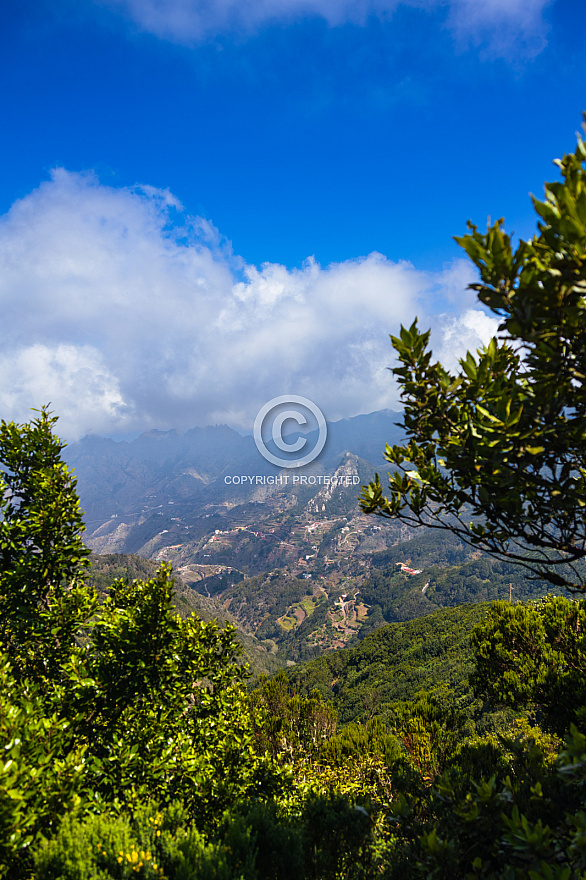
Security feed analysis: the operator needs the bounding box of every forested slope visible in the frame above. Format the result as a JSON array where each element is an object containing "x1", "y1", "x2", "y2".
[{"x1": 287, "y1": 603, "x2": 494, "y2": 725}]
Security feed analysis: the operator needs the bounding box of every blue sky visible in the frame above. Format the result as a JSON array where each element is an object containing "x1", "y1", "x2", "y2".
[{"x1": 1, "y1": 0, "x2": 585, "y2": 438}]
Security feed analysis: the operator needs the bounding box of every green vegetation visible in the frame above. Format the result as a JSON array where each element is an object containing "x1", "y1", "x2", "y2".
[
  {"x1": 4, "y1": 409, "x2": 586, "y2": 879},
  {"x1": 88, "y1": 553, "x2": 163, "y2": 596},
  {"x1": 354, "y1": 528, "x2": 555, "y2": 637},
  {"x1": 471, "y1": 595, "x2": 586, "y2": 736},
  {"x1": 6, "y1": 123, "x2": 586, "y2": 879},
  {"x1": 88, "y1": 553, "x2": 284, "y2": 676},
  {"x1": 286, "y1": 604, "x2": 493, "y2": 723},
  {"x1": 0, "y1": 410, "x2": 284, "y2": 877}
]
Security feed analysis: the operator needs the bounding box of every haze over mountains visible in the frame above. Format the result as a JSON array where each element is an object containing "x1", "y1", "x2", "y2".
[
  {"x1": 69, "y1": 406, "x2": 549, "y2": 670},
  {"x1": 66, "y1": 409, "x2": 405, "y2": 529}
]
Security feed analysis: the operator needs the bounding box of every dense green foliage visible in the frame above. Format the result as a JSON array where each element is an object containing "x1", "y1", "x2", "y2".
[
  {"x1": 360, "y1": 121, "x2": 586, "y2": 591},
  {"x1": 0, "y1": 411, "x2": 285, "y2": 877},
  {"x1": 88, "y1": 552, "x2": 163, "y2": 598},
  {"x1": 33, "y1": 797, "x2": 376, "y2": 880},
  {"x1": 287, "y1": 604, "x2": 490, "y2": 722},
  {"x1": 89, "y1": 553, "x2": 284, "y2": 676},
  {"x1": 249, "y1": 672, "x2": 337, "y2": 761},
  {"x1": 472, "y1": 595, "x2": 586, "y2": 736},
  {"x1": 4, "y1": 410, "x2": 586, "y2": 879}
]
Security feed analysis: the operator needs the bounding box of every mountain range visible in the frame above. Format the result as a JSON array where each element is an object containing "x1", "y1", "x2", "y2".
[{"x1": 69, "y1": 409, "x2": 550, "y2": 667}]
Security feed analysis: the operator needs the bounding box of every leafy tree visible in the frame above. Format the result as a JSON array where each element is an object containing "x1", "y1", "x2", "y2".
[
  {"x1": 0, "y1": 411, "x2": 286, "y2": 876},
  {"x1": 249, "y1": 672, "x2": 337, "y2": 761},
  {"x1": 388, "y1": 691, "x2": 462, "y2": 782},
  {"x1": 360, "y1": 120, "x2": 586, "y2": 591},
  {"x1": 0, "y1": 408, "x2": 95, "y2": 682},
  {"x1": 397, "y1": 722, "x2": 586, "y2": 880},
  {"x1": 319, "y1": 716, "x2": 404, "y2": 769},
  {"x1": 69, "y1": 565, "x2": 269, "y2": 818}
]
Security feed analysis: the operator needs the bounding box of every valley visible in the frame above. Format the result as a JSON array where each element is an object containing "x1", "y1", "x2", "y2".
[{"x1": 70, "y1": 410, "x2": 555, "y2": 669}]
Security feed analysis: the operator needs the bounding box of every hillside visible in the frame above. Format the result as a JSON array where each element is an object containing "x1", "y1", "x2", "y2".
[
  {"x1": 88, "y1": 553, "x2": 284, "y2": 676},
  {"x1": 70, "y1": 411, "x2": 560, "y2": 665},
  {"x1": 286, "y1": 603, "x2": 500, "y2": 729}
]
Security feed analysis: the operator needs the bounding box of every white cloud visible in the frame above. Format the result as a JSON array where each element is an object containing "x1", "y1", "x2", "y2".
[
  {"x1": 447, "y1": 0, "x2": 551, "y2": 58},
  {"x1": 0, "y1": 169, "x2": 493, "y2": 439},
  {"x1": 434, "y1": 309, "x2": 500, "y2": 373},
  {"x1": 0, "y1": 344, "x2": 129, "y2": 439},
  {"x1": 97, "y1": 0, "x2": 552, "y2": 56}
]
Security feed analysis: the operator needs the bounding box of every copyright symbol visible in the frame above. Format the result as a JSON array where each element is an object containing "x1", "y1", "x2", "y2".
[{"x1": 254, "y1": 395, "x2": 327, "y2": 468}]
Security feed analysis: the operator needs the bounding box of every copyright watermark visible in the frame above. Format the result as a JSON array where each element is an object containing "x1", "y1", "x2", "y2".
[
  {"x1": 253, "y1": 395, "x2": 327, "y2": 468},
  {"x1": 225, "y1": 474, "x2": 360, "y2": 485}
]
